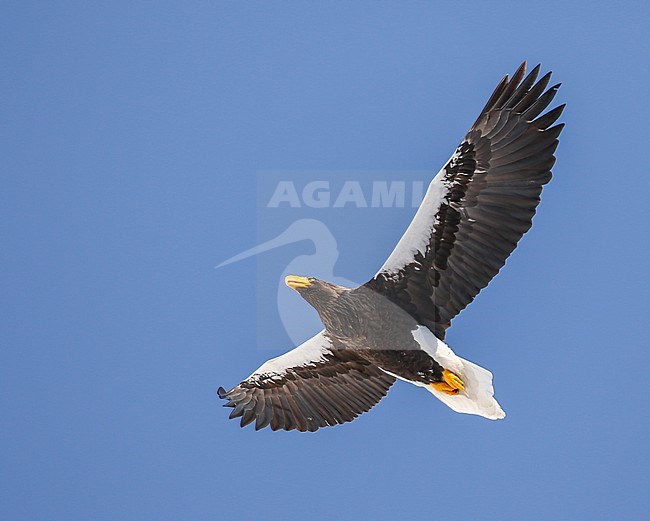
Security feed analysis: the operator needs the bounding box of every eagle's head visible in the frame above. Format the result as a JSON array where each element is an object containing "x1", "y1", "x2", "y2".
[{"x1": 284, "y1": 275, "x2": 345, "y2": 309}]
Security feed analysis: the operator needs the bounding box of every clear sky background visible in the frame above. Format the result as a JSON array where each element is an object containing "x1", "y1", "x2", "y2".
[{"x1": 2, "y1": 2, "x2": 649, "y2": 520}]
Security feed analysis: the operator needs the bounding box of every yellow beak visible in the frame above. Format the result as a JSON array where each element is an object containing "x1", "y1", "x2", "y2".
[{"x1": 285, "y1": 275, "x2": 312, "y2": 290}]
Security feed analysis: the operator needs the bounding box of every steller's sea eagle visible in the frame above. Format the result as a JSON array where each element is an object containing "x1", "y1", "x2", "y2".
[{"x1": 218, "y1": 62, "x2": 565, "y2": 431}]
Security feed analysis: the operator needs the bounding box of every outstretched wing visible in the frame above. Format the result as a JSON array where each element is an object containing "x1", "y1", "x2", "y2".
[
  {"x1": 366, "y1": 62, "x2": 565, "y2": 339},
  {"x1": 218, "y1": 332, "x2": 396, "y2": 432}
]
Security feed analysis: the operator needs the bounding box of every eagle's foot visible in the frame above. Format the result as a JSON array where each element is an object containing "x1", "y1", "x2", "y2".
[{"x1": 430, "y1": 369, "x2": 465, "y2": 395}]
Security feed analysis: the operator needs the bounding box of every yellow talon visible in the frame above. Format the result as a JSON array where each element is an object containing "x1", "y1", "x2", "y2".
[
  {"x1": 443, "y1": 370, "x2": 465, "y2": 391},
  {"x1": 430, "y1": 369, "x2": 464, "y2": 395}
]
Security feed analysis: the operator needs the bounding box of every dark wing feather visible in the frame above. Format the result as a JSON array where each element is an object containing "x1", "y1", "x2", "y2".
[
  {"x1": 218, "y1": 332, "x2": 395, "y2": 432},
  {"x1": 366, "y1": 62, "x2": 564, "y2": 339}
]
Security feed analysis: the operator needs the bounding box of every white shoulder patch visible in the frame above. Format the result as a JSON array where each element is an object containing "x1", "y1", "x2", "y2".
[
  {"x1": 250, "y1": 331, "x2": 331, "y2": 379},
  {"x1": 377, "y1": 160, "x2": 451, "y2": 274}
]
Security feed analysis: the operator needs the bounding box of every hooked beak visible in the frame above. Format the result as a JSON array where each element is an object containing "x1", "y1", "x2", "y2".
[{"x1": 285, "y1": 275, "x2": 312, "y2": 291}]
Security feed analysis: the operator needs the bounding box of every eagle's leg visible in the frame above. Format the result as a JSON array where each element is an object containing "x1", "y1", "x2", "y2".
[{"x1": 430, "y1": 369, "x2": 465, "y2": 395}]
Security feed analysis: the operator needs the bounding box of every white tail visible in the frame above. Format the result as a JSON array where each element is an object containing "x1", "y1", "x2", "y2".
[
  {"x1": 412, "y1": 326, "x2": 506, "y2": 420},
  {"x1": 425, "y1": 356, "x2": 505, "y2": 420}
]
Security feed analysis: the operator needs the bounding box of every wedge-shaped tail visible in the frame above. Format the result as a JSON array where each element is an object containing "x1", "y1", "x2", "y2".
[{"x1": 410, "y1": 326, "x2": 505, "y2": 420}]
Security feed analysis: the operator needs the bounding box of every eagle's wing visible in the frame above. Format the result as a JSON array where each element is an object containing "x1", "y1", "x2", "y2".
[
  {"x1": 218, "y1": 332, "x2": 396, "y2": 432},
  {"x1": 365, "y1": 62, "x2": 564, "y2": 339}
]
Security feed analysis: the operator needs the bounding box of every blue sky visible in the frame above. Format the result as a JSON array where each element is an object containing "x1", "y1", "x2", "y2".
[{"x1": 2, "y1": 2, "x2": 650, "y2": 520}]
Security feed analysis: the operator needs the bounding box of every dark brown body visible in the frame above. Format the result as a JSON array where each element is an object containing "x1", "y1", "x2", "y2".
[{"x1": 302, "y1": 282, "x2": 446, "y2": 385}]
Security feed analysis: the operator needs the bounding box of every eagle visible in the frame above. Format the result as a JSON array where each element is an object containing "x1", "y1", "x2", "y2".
[{"x1": 218, "y1": 62, "x2": 564, "y2": 431}]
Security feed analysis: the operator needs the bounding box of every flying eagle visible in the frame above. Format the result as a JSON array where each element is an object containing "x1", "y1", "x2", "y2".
[{"x1": 218, "y1": 62, "x2": 564, "y2": 431}]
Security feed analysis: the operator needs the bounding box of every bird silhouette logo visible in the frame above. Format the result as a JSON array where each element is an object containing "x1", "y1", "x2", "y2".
[{"x1": 217, "y1": 218, "x2": 359, "y2": 344}]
